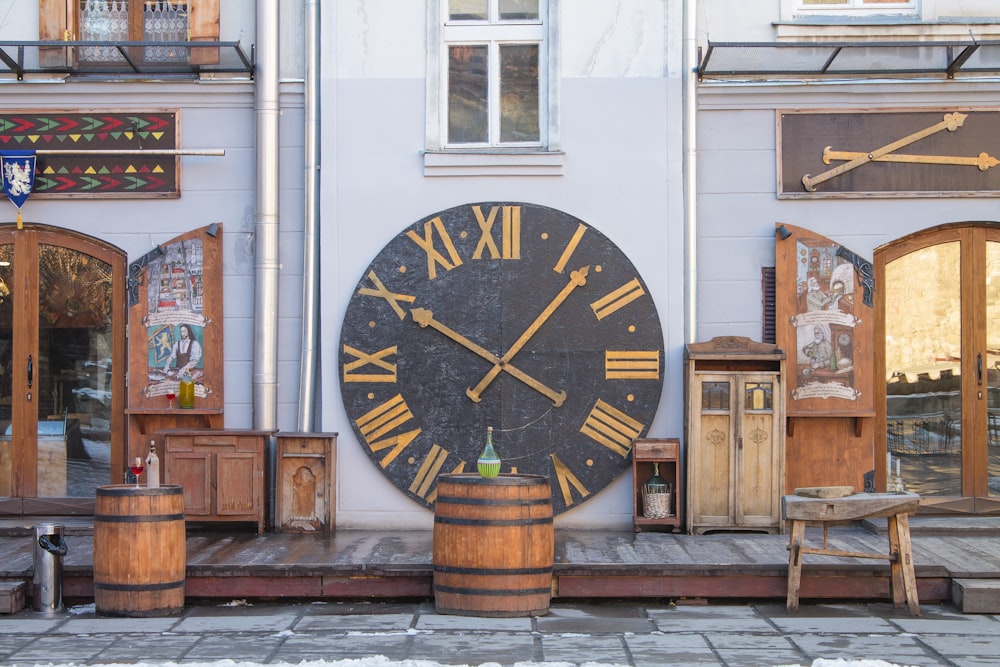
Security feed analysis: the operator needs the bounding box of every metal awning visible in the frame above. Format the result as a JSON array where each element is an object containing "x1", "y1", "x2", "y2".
[
  {"x1": 699, "y1": 40, "x2": 1000, "y2": 80},
  {"x1": 0, "y1": 41, "x2": 254, "y2": 80}
]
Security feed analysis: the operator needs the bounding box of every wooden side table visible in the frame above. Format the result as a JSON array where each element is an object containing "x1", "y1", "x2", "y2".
[{"x1": 782, "y1": 492, "x2": 920, "y2": 616}]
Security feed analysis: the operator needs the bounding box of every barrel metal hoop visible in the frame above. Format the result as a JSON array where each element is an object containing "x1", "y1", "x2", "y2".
[
  {"x1": 94, "y1": 580, "x2": 185, "y2": 592},
  {"x1": 433, "y1": 516, "x2": 553, "y2": 526},
  {"x1": 434, "y1": 584, "x2": 550, "y2": 596},
  {"x1": 94, "y1": 513, "x2": 185, "y2": 523},
  {"x1": 435, "y1": 494, "x2": 550, "y2": 507},
  {"x1": 434, "y1": 565, "x2": 551, "y2": 575},
  {"x1": 96, "y1": 485, "x2": 183, "y2": 497},
  {"x1": 441, "y1": 474, "x2": 548, "y2": 486}
]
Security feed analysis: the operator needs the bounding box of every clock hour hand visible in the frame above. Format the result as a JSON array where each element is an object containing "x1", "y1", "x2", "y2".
[
  {"x1": 410, "y1": 307, "x2": 567, "y2": 407},
  {"x1": 801, "y1": 112, "x2": 967, "y2": 192},
  {"x1": 467, "y1": 266, "x2": 589, "y2": 403}
]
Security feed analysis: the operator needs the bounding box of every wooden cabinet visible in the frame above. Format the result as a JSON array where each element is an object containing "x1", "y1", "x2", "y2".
[
  {"x1": 275, "y1": 432, "x2": 337, "y2": 533},
  {"x1": 685, "y1": 337, "x2": 786, "y2": 535},
  {"x1": 632, "y1": 438, "x2": 682, "y2": 533},
  {"x1": 161, "y1": 429, "x2": 269, "y2": 533}
]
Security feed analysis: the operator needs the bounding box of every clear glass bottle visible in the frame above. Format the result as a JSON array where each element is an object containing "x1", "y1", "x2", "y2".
[
  {"x1": 145, "y1": 440, "x2": 160, "y2": 489},
  {"x1": 477, "y1": 426, "x2": 500, "y2": 478}
]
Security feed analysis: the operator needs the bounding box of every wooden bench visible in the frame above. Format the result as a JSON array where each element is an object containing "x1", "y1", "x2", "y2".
[{"x1": 782, "y1": 492, "x2": 920, "y2": 616}]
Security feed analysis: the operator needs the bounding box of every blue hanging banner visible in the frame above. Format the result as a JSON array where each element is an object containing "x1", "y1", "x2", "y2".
[{"x1": 1, "y1": 150, "x2": 37, "y2": 229}]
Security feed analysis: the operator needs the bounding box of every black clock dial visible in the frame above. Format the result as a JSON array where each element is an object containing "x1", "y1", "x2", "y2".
[{"x1": 339, "y1": 202, "x2": 665, "y2": 515}]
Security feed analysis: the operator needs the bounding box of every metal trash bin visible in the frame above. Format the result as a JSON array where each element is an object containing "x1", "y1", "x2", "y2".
[{"x1": 32, "y1": 523, "x2": 67, "y2": 614}]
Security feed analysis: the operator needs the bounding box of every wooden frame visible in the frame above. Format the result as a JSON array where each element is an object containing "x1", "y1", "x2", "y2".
[
  {"x1": 0, "y1": 109, "x2": 181, "y2": 199},
  {"x1": 874, "y1": 222, "x2": 1000, "y2": 514},
  {"x1": 0, "y1": 225, "x2": 126, "y2": 513},
  {"x1": 126, "y1": 225, "x2": 224, "y2": 465},
  {"x1": 777, "y1": 108, "x2": 1000, "y2": 198}
]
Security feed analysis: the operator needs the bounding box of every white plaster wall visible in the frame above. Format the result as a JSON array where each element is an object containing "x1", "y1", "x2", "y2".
[
  {"x1": 320, "y1": 1, "x2": 685, "y2": 530},
  {"x1": 696, "y1": 79, "x2": 1000, "y2": 343}
]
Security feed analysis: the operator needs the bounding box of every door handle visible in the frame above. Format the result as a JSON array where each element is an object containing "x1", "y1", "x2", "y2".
[
  {"x1": 978, "y1": 353, "x2": 983, "y2": 386},
  {"x1": 26, "y1": 354, "x2": 32, "y2": 388}
]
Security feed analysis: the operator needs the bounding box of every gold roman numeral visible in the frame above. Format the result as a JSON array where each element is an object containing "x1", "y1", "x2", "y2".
[
  {"x1": 343, "y1": 345, "x2": 398, "y2": 383},
  {"x1": 551, "y1": 454, "x2": 590, "y2": 508},
  {"x1": 472, "y1": 205, "x2": 521, "y2": 260},
  {"x1": 409, "y1": 445, "x2": 466, "y2": 503},
  {"x1": 590, "y1": 278, "x2": 645, "y2": 320},
  {"x1": 354, "y1": 394, "x2": 421, "y2": 468},
  {"x1": 357, "y1": 270, "x2": 415, "y2": 320},
  {"x1": 553, "y1": 223, "x2": 587, "y2": 274},
  {"x1": 406, "y1": 216, "x2": 463, "y2": 279},
  {"x1": 605, "y1": 350, "x2": 660, "y2": 380},
  {"x1": 580, "y1": 399, "x2": 643, "y2": 456}
]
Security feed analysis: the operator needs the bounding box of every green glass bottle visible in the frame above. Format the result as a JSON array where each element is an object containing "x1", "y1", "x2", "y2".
[{"x1": 477, "y1": 426, "x2": 500, "y2": 479}]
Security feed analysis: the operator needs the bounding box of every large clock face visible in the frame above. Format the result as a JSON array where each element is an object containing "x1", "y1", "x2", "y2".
[{"x1": 339, "y1": 203, "x2": 665, "y2": 515}]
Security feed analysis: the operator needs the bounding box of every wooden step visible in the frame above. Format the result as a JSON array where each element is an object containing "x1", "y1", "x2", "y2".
[
  {"x1": 0, "y1": 580, "x2": 27, "y2": 614},
  {"x1": 952, "y1": 578, "x2": 1000, "y2": 613}
]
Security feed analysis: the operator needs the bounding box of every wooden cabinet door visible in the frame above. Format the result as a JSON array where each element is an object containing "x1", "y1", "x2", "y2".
[
  {"x1": 166, "y1": 451, "x2": 212, "y2": 517},
  {"x1": 689, "y1": 373, "x2": 735, "y2": 530},
  {"x1": 736, "y1": 374, "x2": 783, "y2": 529},
  {"x1": 216, "y1": 452, "x2": 259, "y2": 517}
]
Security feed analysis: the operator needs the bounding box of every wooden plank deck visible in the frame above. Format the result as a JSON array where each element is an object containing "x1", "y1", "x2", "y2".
[{"x1": 0, "y1": 518, "x2": 997, "y2": 606}]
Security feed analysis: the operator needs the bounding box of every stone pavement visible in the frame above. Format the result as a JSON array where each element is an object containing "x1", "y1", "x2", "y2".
[{"x1": 0, "y1": 599, "x2": 998, "y2": 667}]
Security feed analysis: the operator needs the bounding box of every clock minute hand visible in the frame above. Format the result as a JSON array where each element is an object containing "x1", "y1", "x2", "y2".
[
  {"x1": 801, "y1": 112, "x2": 968, "y2": 192},
  {"x1": 410, "y1": 307, "x2": 567, "y2": 407},
  {"x1": 467, "y1": 265, "x2": 590, "y2": 404}
]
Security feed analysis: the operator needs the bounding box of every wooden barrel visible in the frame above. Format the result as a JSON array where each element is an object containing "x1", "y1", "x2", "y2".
[
  {"x1": 433, "y1": 473, "x2": 553, "y2": 617},
  {"x1": 93, "y1": 485, "x2": 186, "y2": 617}
]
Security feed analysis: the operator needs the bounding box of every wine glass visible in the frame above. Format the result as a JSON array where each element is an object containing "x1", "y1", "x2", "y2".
[
  {"x1": 130, "y1": 462, "x2": 144, "y2": 488},
  {"x1": 165, "y1": 391, "x2": 176, "y2": 409}
]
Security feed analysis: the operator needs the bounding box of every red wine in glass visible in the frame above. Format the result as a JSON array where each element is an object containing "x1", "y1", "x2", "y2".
[
  {"x1": 130, "y1": 464, "x2": 144, "y2": 488},
  {"x1": 166, "y1": 392, "x2": 176, "y2": 408}
]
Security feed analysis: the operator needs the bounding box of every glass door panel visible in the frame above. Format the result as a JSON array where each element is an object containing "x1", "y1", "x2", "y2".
[
  {"x1": 885, "y1": 241, "x2": 962, "y2": 497},
  {"x1": 988, "y1": 240, "x2": 1000, "y2": 498},
  {"x1": 0, "y1": 244, "x2": 12, "y2": 496},
  {"x1": 36, "y1": 244, "x2": 113, "y2": 498}
]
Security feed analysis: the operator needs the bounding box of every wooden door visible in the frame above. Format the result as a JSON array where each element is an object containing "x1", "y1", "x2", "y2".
[
  {"x1": 736, "y1": 374, "x2": 782, "y2": 529},
  {"x1": 876, "y1": 223, "x2": 1000, "y2": 514},
  {"x1": 0, "y1": 225, "x2": 125, "y2": 513}
]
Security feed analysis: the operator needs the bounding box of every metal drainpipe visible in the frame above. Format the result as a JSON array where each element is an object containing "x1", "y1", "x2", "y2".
[
  {"x1": 297, "y1": 0, "x2": 320, "y2": 432},
  {"x1": 253, "y1": 0, "x2": 280, "y2": 434},
  {"x1": 683, "y1": 0, "x2": 698, "y2": 344}
]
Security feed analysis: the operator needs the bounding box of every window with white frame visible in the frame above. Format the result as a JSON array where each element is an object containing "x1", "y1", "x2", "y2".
[
  {"x1": 797, "y1": 0, "x2": 918, "y2": 13},
  {"x1": 441, "y1": 0, "x2": 546, "y2": 148}
]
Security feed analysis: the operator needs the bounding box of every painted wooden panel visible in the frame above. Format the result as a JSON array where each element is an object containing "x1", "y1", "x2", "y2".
[{"x1": 0, "y1": 111, "x2": 180, "y2": 197}]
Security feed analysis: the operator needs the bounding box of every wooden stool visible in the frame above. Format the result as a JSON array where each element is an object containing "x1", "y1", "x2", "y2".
[{"x1": 782, "y1": 492, "x2": 920, "y2": 616}]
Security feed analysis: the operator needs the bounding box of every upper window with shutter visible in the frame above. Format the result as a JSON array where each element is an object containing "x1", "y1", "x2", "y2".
[{"x1": 37, "y1": 0, "x2": 226, "y2": 74}]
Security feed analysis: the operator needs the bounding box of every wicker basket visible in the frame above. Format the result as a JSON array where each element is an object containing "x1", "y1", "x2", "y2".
[{"x1": 641, "y1": 486, "x2": 672, "y2": 519}]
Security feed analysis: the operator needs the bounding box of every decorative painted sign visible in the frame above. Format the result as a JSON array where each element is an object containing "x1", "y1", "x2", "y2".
[
  {"x1": 775, "y1": 223, "x2": 874, "y2": 417},
  {"x1": 779, "y1": 109, "x2": 1000, "y2": 197},
  {"x1": 0, "y1": 111, "x2": 179, "y2": 197}
]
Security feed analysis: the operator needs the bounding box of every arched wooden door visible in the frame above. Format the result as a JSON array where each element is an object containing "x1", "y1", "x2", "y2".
[
  {"x1": 0, "y1": 225, "x2": 125, "y2": 514},
  {"x1": 876, "y1": 222, "x2": 1000, "y2": 514}
]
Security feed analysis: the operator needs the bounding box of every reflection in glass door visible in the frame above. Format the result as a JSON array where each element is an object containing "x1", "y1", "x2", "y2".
[
  {"x1": 0, "y1": 244, "x2": 13, "y2": 496},
  {"x1": 36, "y1": 244, "x2": 114, "y2": 497},
  {"x1": 884, "y1": 241, "x2": 962, "y2": 497},
  {"x1": 988, "y1": 241, "x2": 1000, "y2": 498}
]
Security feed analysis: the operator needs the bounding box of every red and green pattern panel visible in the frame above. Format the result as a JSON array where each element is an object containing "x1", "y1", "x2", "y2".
[{"x1": 0, "y1": 111, "x2": 178, "y2": 197}]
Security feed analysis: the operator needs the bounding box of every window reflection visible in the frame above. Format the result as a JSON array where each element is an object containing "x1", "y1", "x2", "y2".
[{"x1": 885, "y1": 242, "x2": 961, "y2": 497}]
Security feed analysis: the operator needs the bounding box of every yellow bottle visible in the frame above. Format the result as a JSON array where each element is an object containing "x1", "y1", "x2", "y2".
[{"x1": 178, "y1": 373, "x2": 195, "y2": 409}]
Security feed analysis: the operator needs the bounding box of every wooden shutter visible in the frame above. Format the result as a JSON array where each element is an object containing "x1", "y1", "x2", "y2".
[
  {"x1": 188, "y1": 0, "x2": 221, "y2": 66},
  {"x1": 38, "y1": 0, "x2": 78, "y2": 68},
  {"x1": 761, "y1": 266, "x2": 776, "y2": 345}
]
